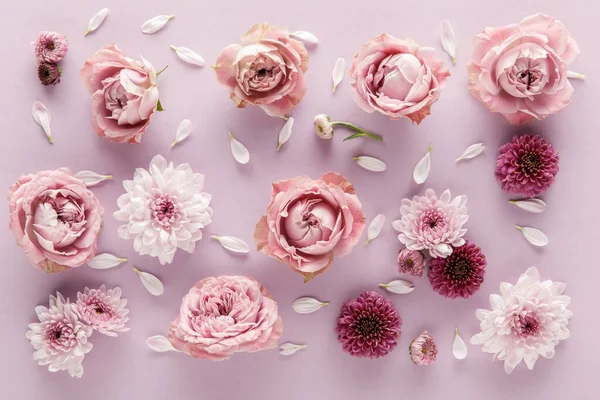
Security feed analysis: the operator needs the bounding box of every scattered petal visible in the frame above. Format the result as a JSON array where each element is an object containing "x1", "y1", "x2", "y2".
[
  {"x1": 87, "y1": 253, "x2": 127, "y2": 270},
  {"x1": 172, "y1": 119, "x2": 192, "y2": 147},
  {"x1": 292, "y1": 297, "x2": 329, "y2": 314},
  {"x1": 366, "y1": 214, "x2": 385, "y2": 244},
  {"x1": 146, "y1": 335, "x2": 179, "y2": 352},
  {"x1": 516, "y1": 226, "x2": 548, "y2": 247},
  {"x1": 85, "y1": 8, "x2": 109, "y2": 36},
  {"x1": 392, "y1": 220, "x2": 402, "y2": 232},
  {"x1": 142, "y1": 15, "x2": 174, "y2": 34},
  {"x1": 441, "y1": 20, "x2": 457, "y2": 64},
  {"x1": 211, "y1": 235, "x2": 250, "y2": 253},
  {"x1": 353, "y1": 156, "x2": 387, "y2": 172},
  {"x1": 332, "y1": 57, "x2": 345, "y2": 93},
  {"x1": 134, "y1": 267, "x2": 164, "y2": 296},
  {"x1": 279, "y1": 342, "x2": 307, "y2": 356},
  {"x1": 567, "y1": 71, "x2": 585, "y2": 80},
  {"x1": 290, "y1": 31, "x2": 318, "y2": 44},
  {"x1": 413, "y1": 145, "x2": 432, "y2": 184},
  {"x1": 32, "y1": 101, "x2": 53, "y2": 144},
  {"x1": 509, "y1": 198, "x2": 547, "y2": 214},
  {"x1": 169, "y1": 45, "x2": 205, "y2": 67},
  {"x1": 75, "y1": 170, "x2": 112, "y2": 187},
  {"x1": 276, "y1": 117, "x2": 294, "y2": 151},
  {"x1": 379, "y1": 279, "x2": 415, "y2": 294},
  {"x1": 456, "y1": 143, "x2": 485, "y2": 161},
  {"x1": 453, "y1": 328, "x2": 468, "y2": 360},
  {"x1": 229, "y1": 132, "x2": 250, "y2": 164}
]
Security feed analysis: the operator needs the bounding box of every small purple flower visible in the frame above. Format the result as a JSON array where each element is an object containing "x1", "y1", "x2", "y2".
[
  {"x1": 410, "y1": 330, "x2": 437, "y2": 366},
  {"x1": 33, "y1": 31, "x2": 69, "y2": 63},
  {"x1": 397, "y1": 248, "x2": 426, "y2": 277},
  {"x1": 37, "y1": 63, "x2": 61, "y2": 85}
]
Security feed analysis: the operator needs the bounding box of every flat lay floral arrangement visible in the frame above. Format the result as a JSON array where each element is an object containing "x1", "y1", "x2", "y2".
[{"x1": 13, "y1": 9, "x2": 586, "y2": 382}]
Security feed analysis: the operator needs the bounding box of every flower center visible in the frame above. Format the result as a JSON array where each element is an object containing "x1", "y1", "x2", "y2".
[
  {"x1": 301, "y1": 212, "x2": 319, "y2": 227},
  {"x1": 46, "y1": 42, "x2": 56, "y2": 51},
  {"x1": 152, "y1": 196, "x2": 178, "y2": 227},
  {"x1": 518, "y1": 69, "x2": 541, "y2": 90},
  {"x1": 520, "y1": 151, "x2": 542, "y2": 176},
  {"x1": 355, "y1": 313, "x2": 383, "y2": 339},
  {"x1": 445, "y1": 257, "x2": 472, "y2": 284},
  {"x1": 406, "y1": 258, "x2": 414, "y2": 267},
  {"x1": 422, "y1": 209, "x2": 446, "y2": 229},
  {"x1": 515, "y1": 314, "x2": 541, "y2": 338}
]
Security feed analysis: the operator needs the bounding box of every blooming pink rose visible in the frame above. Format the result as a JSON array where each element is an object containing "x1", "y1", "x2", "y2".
[
  {"x1": 349, "y1": 34, "x2": 450, "y2": 124},
  {"x1": 8, "y1": 169, "x2": 104, "y2": 273},
  {"x1": 168, "y1": 276, "x2": 282, "y2": 361},
  {"x1": 467, "y1": 14, "x2": 580, "y2": 124},
  {"x1": 214, "y1": 23, "x2": 308, "y2": 116},
  {"x1": 81, "y1": 44, "x2": 159, "y2": 144},
  {"x1": 254, "y1": 173, "x2": 366, "y2": 282}
]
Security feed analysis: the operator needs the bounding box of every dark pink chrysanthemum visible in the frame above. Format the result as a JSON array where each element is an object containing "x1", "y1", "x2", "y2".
[
  {"x1": 428, "y1": 240, "x2": 486, "y2": 299},
  {"x1": 336, "y1": 291, "x2": 401, "y2": 358},
  {"x1": 32, "y1": 31, "x2": 69, "y2": 63},
  {"x1": 75, "y1": 285, "x2": 130, "y2": 337},
  {"x1": 495, "y1": 134, "x2": 559, "y2": 197},
  {"x1": 37, "y1": 63, "x2": 61, "y2": 85}
]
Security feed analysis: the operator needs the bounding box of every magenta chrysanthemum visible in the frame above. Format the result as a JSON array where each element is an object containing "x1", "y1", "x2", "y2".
[
  {"x1": 75, "y1": 285, "x2": 130, "y2": 337},
  {"x1": 37, "y1": 63, "x2": 61, "y2": 85},
  {"x1": 409, "y1": 330, "x2": 438, "y2": 366},
  {"x1": 428, "y1": 240, "x2": 486, "y2": 299},
  {"x1": 336, "y1": 291, "x2": 401, "y2": 358},
  {"x1": 495, "y1": 135, "x2": 559, "y2": 197},
  {"x1": 32, "y1": 31, "x2": 69, "y2": 63},
  {"x1": 397, "y1": 248, "x2": 426, "y2": 277}
]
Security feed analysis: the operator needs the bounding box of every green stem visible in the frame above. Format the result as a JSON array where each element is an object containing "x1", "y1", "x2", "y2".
[
  {"x1": 156, "y1": 65, "x2": 169, "y2": 77},
  {"x1": 331, "y1": 121, "x2": 363, "y2": 133},
  {"x1": 332, "y1": 121, "x2": 383, "y2": 142}
]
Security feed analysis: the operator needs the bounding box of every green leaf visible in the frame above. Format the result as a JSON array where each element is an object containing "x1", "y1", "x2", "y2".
[{"x1": 156, "y1": 99, "x2": 165, "y2": 112}]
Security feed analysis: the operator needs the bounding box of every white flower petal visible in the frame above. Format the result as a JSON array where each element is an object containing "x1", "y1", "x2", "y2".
[
  {"x1": 229, "y1": 132, "x2": 250, "y2": 164},
  {"x1": 292, "y1": 297, "x2": 329, "y2": 314},
  {"x1": 87, "y1": 253, "x2": 127, "y2": 270},
  {"x1": 85, "y1": 8, "x2": 109, "y2": 36},
  {"x1": 366, "y1": 214, "x2": 385, "y2": 244},
  {"x1": 456, "y1": 143, "x2": 485, "y2": 161},
  {"x1": 441, "y1": 20, "x2": 457, "y2": 64},
  {"x1": 516, "y1": 226, "x2": 548, "y2": 247},
  {"x1": 134, "y1": 268, "x2": 164, "y2": 296},
  {"x1": 279, "y1": 342, "x2": 307, "y2": 356},
  {"x1": 146, "y1": 335, "x2": 179, "y2": 352},
  {"x1": 211, "y1": 235, "x2": 249, "y2": 253},
  {"x1": 172, "y1": 119, "x2": 192, "y2": 147},
  {"x1": 332, "y1": 57, "x2": 345, "y2": 93},
  {"x1": 509, "y1": 198, "x2": 547, "y2": 214},
  {"x1": 453, "y1": 328, "x2": 468, "y2": 360},
  {"x1": 32, "y1": 101, "x2": 52, "y2": 144},
  {"x1": 567, "y1": 71, "x2": 585, "y2": 80},
  {"x1": 170, "y1": 45, "x2": 205, "y2": 67},
  {"x1": 392, "y1": 220, "x2": 403, "y2": 232},
  {"x1": 379, "y1": 279, "x2": 415, "y2": 294},
  {"x1": 141, "y1": 15, "x2": 174, "y2": 34},
  {"x1": 413, "y1": 145, "x2": 432, "y2": 184},
  {"x1": 290, "y1": 31, "x2": 318, "y2": 44},
  {"x1": 75, "y1": 170, "x2": 113, "y2": 187},
  {"x1": 354, "y1": 156, "x2": 386, "y2": 172},
  {"x1": 276, "y1": 117, "x2": 294, "y2": 151}
]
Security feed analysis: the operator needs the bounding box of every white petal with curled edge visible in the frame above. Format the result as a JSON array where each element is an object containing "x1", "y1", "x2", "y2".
[
  {"x1": 75, "y1": 170, "x2": 113, "y2": 187},
  {"x1": 366, "y1": 214, "x2": 385, "y2": 244},
  {"x1": 509, "y1": 198, "x2": 547, "y2": 214},
  {"x1": 516, "y1": 226, "x2": 548, "y2": 247},
  {"x1": 146, "y1": 335, "x2": 179, "y2": 352},
  {"x1": 229, "y1": 132, "x2": 250, "y2": 164},
  {"x1": 290, "y1": 31, "x2": 318, "y2": 44},
  {"x1": 354, "y1": 156, "x2": 386, "y2": 172},
  {"x1": 276, "y1": 117, "x2": 294, "y2": 151},
  {"x1": 292, "y1": 297, "x2": 329, "y2": 314},
  {"x1": 279, "y1": 343, "x2": 307, "y2": 356},
  {"x1": 87, "y1": 253, "x2": 127, "y2": 269},
  {"x1": 142, "y1": 15, "x2": 174, "y2": 34},
  {"x1": 85, "y1": 8, "x2": 109, "y2": 36},
  {"x1": 170, "y1": 45, "x2": 205, "y2": 67},
  {"x1": 134, "y1": 268, "x2": 164, "y2": 296},
  {"x1": 441, "y1": 20, "x2": 457, "y2": 64},
  {"x1": 32, "y1": 101, "x2": 52, "y2": 144},
  {"x1": 413, "y1": 145, "x2": 432, "y2": 184},
  {"x1": 379, "y1": 279, "x2": 415, "y2": 294},
  {"x1": 453, "y1": 328, "x2": 468, "y2": 360},
  {"x1": 211, "y1": 235, "x2": 250, "y2": 253},
  {"x1": 332, "y1": 57, "x2": 345, "y2": 93}
]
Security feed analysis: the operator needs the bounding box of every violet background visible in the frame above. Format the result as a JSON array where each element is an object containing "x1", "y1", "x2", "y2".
[{"x1": 1, "y1": 0, "x2": 599, "y2": 399}]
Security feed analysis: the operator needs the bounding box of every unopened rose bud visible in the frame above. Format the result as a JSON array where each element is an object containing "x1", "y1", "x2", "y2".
[{"x1": 313, "y1": 113, "x2": 334, "y2": 139}]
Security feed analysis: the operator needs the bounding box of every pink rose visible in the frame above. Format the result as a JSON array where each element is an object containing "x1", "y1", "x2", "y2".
[
  {"x1": 349, "y1": 34, "x2": 450, "y2": 124},
  {"x1": 214, "y1": 23, "x2": 308, "y2": 116},
  {"x1": 168, "y1": 276, "x2": 282, "y2": 361},
  {"x1": 81, "y1": 44, "x2": 160, "y2": 144},
  {"x1": 467, "y1": 14, "x2": 580, "y2": 124},
  {"x1": 8, "y1": 169, "x2": 104, "y2": 273},
  {"x1": 254, "y1": 173, "x2": 366, "y2": 282}
]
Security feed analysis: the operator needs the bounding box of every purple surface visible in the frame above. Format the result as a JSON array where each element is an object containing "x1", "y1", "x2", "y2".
[{"x1": 1, "y1": 0, "x2": 599, "y2": 399}]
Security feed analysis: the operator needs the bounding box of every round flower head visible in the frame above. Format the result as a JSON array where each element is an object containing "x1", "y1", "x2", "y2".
[
  {"x1": 397, "y1": 248, "x2": 426, "y2": 277},
  {"x1": 409, "y1": 330, "x2": 437, "y2": 366},
  {"x1": 314, "y1": 114, "x2": 333, "y2": 139},
  {"x1": 428, "y1": 240, "x2": 486, "y2": 299},
  {"x1": 336, "y1": 291, "x2": 401, "y2": 358},
  {"x1": 114, "y1": 155, "x2": 213, "y2": 265},
  {"x1": 38, "y1": 63, "x2": 61, "y2": 86},
  {"x1": 495, "y1": 135, "x2": 559, "y2": 197},
  {"x1": 393, "y1": 189, "x2": 468, "y2": 259},
  {"x1": 75, "y1": 285, "x2": 130, "y2": 337},
  {"x1": 33, "y1": 31, "x2": 69, "y2": 63}
]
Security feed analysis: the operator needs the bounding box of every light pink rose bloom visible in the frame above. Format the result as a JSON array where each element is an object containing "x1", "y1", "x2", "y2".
[
  {"x1": 349, "y1": 34, "x2": 450, "y2": 124},
  {"x1": 214, "y1": 23, "x2": 308, "y2": 116},
  {"x1": 168, "y1": 276, "x2": 282, "y2": 361},
  {"x1": 467, "y1": 13, "x2": 580, "y2": 125},
  {"x1": 8, "y1": 169, "x2": 104, "y2": 273},
  {"x1": 254, "y1": 173, "x2": 366, "y2": 282},
  {"x1": 81, "y1": 44, "x2": 160, "y2": 144}
]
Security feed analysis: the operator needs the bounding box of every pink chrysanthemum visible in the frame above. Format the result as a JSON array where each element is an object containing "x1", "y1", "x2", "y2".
[
  {"x1": 393, "y1": 189, "x2": 468, "y2": 258},
  {"x1": 336, "y1": 291, "x2": 402, "y2": 358},
  {"x1": 428, "y1": 240, "x2": 486, "y2": 299},
  {"x1": 397, "y1": 248, "x2": 426, "y2": 277},
  {"x1": 409, "y1": 330, "x2": 437, "y2": 366},
  {"x1": 495, "y1": 135, "x2": 559, "y2": 197},
  {"x1": 37, "y1": 63, "x2": 61, "y2": 85},
  {"x1": 32, "y1": 31, "x2": 69, "y2": 63},
  {"x1": 75, "y1": 285, "x2": 130, "y2": 337}
]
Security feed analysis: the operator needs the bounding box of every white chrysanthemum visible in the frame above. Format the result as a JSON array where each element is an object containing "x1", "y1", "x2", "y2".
[
  {"x1": 471, "y1": 267, "x2": 572, "y2": 374},
  {"x1": 114, "y1": 155, "x2": 213, "y2": 265}
]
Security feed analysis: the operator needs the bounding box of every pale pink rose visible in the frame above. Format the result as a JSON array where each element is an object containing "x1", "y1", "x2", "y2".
[
  {"x1": 349, "y1": 34, "x2": 450, "y2": 124},
  {"x1": 214, "y1": 23, "x2": 308, "y2": 116},
  {"x1": 467, "y1": 13, "x2": 580, "y2": 124},
  {"x1": 8, "y1": 169, "x2": 104, "y2": 273},
  {"x1": 168, "y1": 276, "x2": 282, "y2": 361},
  {"x1": 254, "y1": 173, "x2": 366, "y2": 282},
  {"x1": 81, "y1": 44, "x2": 160, "y2": 144}
]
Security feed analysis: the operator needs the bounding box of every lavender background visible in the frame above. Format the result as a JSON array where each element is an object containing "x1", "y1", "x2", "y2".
[{"x1": 1, "y1": 0, "x2": 599, "y2": 399}]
